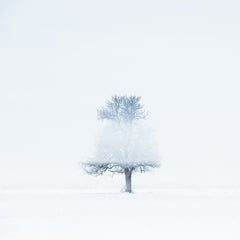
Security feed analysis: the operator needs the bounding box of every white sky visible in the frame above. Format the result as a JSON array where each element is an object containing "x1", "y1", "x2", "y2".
[{"x1": 0, "y1": 0, "x2": 240, "y2": 188}]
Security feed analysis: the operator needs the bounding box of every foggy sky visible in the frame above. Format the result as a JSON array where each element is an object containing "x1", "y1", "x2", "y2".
[{"x1": 0, "y1": 0, "x2": 240, "y2": 188}]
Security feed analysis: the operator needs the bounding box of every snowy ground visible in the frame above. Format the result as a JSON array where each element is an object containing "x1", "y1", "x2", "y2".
[{"x1": 1, "y1": 188, "x2": 240, "y2": 240}]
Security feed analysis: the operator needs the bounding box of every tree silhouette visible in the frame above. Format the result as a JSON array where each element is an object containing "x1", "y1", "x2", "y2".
[{"x1": 82, "y1": 95, "x2": 160, "y2": 193}]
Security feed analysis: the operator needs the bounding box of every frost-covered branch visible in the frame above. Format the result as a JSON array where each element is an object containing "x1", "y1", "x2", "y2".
[
  {"x1": 82, "y1": 161, "x2": 160, "y2": 176},
  {"x1": 97, "y1": 95, "x2": 148, "y2": 123}
]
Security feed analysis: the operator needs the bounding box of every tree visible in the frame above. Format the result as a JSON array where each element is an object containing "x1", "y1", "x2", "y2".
[{"x1": 82, "y1": 95, "x2": 160, "y2": 193}]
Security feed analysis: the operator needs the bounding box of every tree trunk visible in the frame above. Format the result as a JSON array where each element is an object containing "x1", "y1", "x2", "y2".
[{"x1": 124, "y1": 168, "x2": 132, "y2": 193}]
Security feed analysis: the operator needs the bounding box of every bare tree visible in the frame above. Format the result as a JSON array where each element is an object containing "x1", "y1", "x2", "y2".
[{"x1": 82, "y1": 95, "x2": 160, "y2": 193}]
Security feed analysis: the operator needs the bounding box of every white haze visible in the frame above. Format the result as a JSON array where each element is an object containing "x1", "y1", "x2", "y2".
[
  {"x1": 88, "y1": 121, "x2": 159, "y2": 165},
  {"x1": 0, "y1": 0, "x2": 240, "y2": 189}
]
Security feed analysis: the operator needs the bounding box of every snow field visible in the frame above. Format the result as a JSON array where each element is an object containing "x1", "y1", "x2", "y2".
[{"x1": 1, "y1": 189, "x2": 240, "y2": 240}]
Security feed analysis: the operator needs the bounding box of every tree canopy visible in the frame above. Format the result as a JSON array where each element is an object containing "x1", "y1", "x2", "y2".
[{"x1": 97, "y1": 95, "x2": 147, "y2": 123}]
